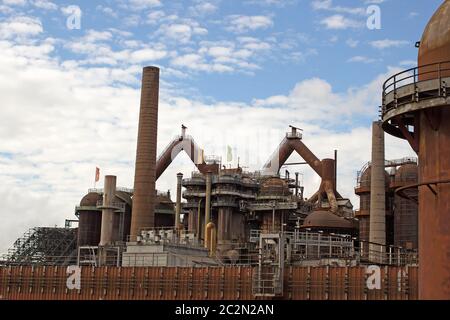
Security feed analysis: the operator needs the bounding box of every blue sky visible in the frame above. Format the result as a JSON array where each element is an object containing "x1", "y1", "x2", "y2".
[
  {"x1": 2, "y1": 0, "x2": 439, "y2": 100},
  {"x1": 0, "y1": 0, "x2": 440, "y2": 252}
]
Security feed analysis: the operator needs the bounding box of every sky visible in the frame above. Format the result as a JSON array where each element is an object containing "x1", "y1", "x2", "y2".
[{"x1": 0, "y1": 0, "x2": 442, "y2": 253}]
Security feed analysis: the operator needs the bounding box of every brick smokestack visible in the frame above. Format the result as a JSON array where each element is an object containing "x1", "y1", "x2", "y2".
[{"x1": 130, "y1": 66, "x2": 159, "y2": 238}]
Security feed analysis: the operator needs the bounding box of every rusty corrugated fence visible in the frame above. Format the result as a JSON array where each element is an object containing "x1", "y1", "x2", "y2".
[{"x1": 0, "y1": 266, "x2": 418, "y2": 300}]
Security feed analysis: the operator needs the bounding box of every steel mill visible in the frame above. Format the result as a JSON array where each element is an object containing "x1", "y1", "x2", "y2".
[{"x1": 1, "y1": 1, "x2": 449, "y2": 301}]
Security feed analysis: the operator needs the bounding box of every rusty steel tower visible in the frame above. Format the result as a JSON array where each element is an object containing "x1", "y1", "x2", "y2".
[{"x1": 381, "y1": 1, "x2": 450, "y2": 299}]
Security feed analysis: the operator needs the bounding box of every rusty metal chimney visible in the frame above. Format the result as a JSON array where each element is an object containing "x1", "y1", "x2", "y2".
[
  {"x1": 175, "y1": 173, "x2": 183, "y2": 230},
  {"x1": 130, "y1": 66, "x2": 159, "y2": 238},
  {"x1": 99, "y1": 175, "x2": 117, "y2": 246},
  {"x1": 369, "y1": 121, "x2": 386, "y2": 261}
]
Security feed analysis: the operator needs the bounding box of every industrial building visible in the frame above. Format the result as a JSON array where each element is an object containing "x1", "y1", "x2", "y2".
[{"x1": 1, "y1": 1, "x2": 449, "y2": 300}]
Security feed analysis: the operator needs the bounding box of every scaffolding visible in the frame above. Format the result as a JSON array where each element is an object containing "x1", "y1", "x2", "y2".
[{"x1": 0, "y1": 227, "x2": 78, "y2": 266}]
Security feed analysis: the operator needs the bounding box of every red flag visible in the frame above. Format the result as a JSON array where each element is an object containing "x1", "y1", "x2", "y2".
[{"x1": 95, "y1": 167, "x2": 100, "y2": 182}]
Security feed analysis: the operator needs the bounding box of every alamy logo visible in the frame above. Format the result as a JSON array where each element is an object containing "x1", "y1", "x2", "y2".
[
  {"x1": 65, "y1": 5, "x2": 82, "y2": 30},
  {"x1": 366, "y1": 265, "x2": 381, "y2": 290},
  {"x1": 66, "y1": 265, "x2": 81, "y2": 290},
  {"x1": 367, "y1": 5, "x2": 381, "y2": 30}
]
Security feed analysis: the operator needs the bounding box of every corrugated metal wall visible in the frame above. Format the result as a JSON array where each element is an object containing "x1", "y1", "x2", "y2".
[{"x1": 0, "y1": 266, "x2": 418, "y2": 300}]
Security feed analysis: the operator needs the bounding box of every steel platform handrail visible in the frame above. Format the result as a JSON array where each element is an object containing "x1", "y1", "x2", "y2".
[
  {"x1": 382, "y1": 61, "x2": 450, "y2": 115},
  {"x1": 383, "y1": 61, "x2": 450, "y2": 95}
]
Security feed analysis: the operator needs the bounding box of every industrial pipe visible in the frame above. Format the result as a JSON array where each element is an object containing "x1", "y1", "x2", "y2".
[
  {"x1": 217, "y1": 207, "x2": 232, "y2": 244},
  {"x1": 197, "y1": 198, "x2": 202, "y2": 241},
  {"x1": 99, "y1": 175, "x2": 117, "y2": 246},
  {"x1": 204, "y1": 172, "x2": 212, "y2": 248},
  {"x1": 156, "y1": 131, "x2": 206, "y2": 179},
  {"x1": 288, "y1": 139, "x2": 322, "y2": 177},
  {"x1": 321, "y1": 159, "x2": 338, "y2": 213},
  {"x1": 323, "y1": 181, "x2": 338, "y2": 214},
  {"x1": 262, "y1": 126, "x2": 322, "y2": 176},
  {"x1": 175, "y1": 173, "x2": 183, "y2": 231},
  {"x1": 205, "y1": 222, "x2": 217, "y2": 257},
  {"x1": 334, "y1": 149, "x2": 338, "y2": 193}
]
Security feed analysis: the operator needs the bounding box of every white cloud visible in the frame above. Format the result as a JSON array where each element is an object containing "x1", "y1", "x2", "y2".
[
  {"x1": 2, "y1": 0, "x2": 26, "y2": 6},
  {"x1": 370, "y1": 39, "x2": 409, "y2": 49},
  {"x1": 312, "y1": 0, "x2": 365, "y2": 15},
  {"x1": 238, "y1": 36, "x2": 271, "y2": 51},
  {"x1": 127, "y1": 0, "x2": 161, "y2": 10},
  {"x1": 32, "y1": 0, "x2": 57, "y2": 10},
  {"x1": 399, "y1": 60, "x2": 416, "y2": 68},
  {"x1": 226, "y1": 15, "x2": 274, "y2": 33},
  {"x1": 130, "y1": 48, "x2": 168, "y2": 62},
  {"x1": 365, "y1": 0, "x2": 386, "y2": 4},
  {"x1": 96, "y1": 5, "x2": 118, "y2": 18},
  {"x1": 123, "y1": 14, "x2": 141, "y2": 27},
  {"x1": 289, "y1": 49, "x2": 318, "y2": 63},
  {"x1": 172, "y1": 38, "x2": 273, "y2": 74},
  {"x1": 320, "y1": 14, "x2": 362, "y2": 29},
  {"x1": 84, "y1": 30, "x2": 113, "y2": 42},
  {"x1": 190, "y1": 2, "x2": 217, "y2": 15},
  {"x1": 346, "y1": 38, "x2": 359, "y2": 48},
  {"x1": 0, "y1": 5, "x2": 14, "y2": 13},
  {"x1": 347, "y1": 56, "x2": 378, "y2": 64},
  {"x1": 0, "y1": 16, "x2": 43, "y2": 39},
  {"x1": 245, "y1": 0, "x2": 296, "y2": 6},
  {"x1": 171, "y1": 53, "x2": 233, "y2": 73},
  {"x1": 147, "y1": 10, "x2": 166, "y2": 24},
  {"x1": 155, "y1": 20, "x2": 208, "y2": 44},
  {"x1": 155, "y1": 16, "x2": 208, "y2": 44},
  {"x1": 63, "y1": 29, "x2": 167, "y2": 66}
]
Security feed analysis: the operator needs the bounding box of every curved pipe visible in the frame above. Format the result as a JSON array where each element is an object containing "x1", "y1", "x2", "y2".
[
  {"x1": 156, "y1": 136, "x2": 206, "y2": 180},
  {"x1": 262, "y1": 135, "x2": 322, "y2": 177},
  {"x1": 323, "y1": 180, "x2": 338, "y2": 213},
  {"x1": 306, "y1": 159, "x2": 339, "y2": 213},
  {"x1": 288, "y1": 139, "x2": 322, "y2": 177}
]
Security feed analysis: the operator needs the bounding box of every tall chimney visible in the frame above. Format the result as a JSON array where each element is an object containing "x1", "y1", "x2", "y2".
[
  {"x1": 369, "y1": 121, "x2": 386, "y2": 261},
  {"x1": 99, "y1": 175, "x2": 117, "y2": 246},
  {"x1": 130, "y1": 66, "x2": 159, "y2": 238}
]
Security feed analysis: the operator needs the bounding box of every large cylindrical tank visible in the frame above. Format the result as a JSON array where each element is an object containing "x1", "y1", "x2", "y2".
[
  {"x1": 418, "y1": 1, "x2": 450, "y2": 80},
  {"x1": 77, "y1": 192, "x2": 102, "y2": 247},
  {"x1": 416, "y1": 1, "x2": 450, "y2": 299},
  {"x1": 77, "y1": 190, "x2": 132, "y2": 247},
  {"x1": 356, "y1": 166, "x2": 392, "y2": 243},
  {"x1": 394, "y1": 164, "x2": 418, "y2": 249}
]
